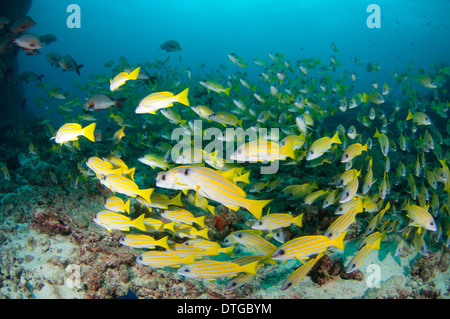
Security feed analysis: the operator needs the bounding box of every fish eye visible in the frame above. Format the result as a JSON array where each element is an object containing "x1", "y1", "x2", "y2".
[
  {"x1": 237, "y1": 149, "x2": 242, "y2": 154},
  {"x1": 230, "y1": 282, "x2": 237, "y2": 287},
  {"x1": 236, "y1": 233, "x2": 242, "y2": 238},
  {"x1": 278, "y1": 249, "x2": 285, "y2": 256},
  {"x1": 309, "y1": 150, "x2": 314, "y2": 155},
  {"x1": 345, "y1": 154, "x2": 349, "y2": 158},
  {"x1": 257, "y1": 221, "x2": 263, "y2": 226},
  {"x1": 184, "y1": 169, "x2": 190, "y2": 176},
  {"x1": 161, "y1": 174, "x2": 167, "y2": 181},
  {"x1": 184, "y1": 268, "x2": 190, "y2": 273}
]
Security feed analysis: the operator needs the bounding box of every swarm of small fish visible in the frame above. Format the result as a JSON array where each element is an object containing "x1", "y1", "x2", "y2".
[{"x1": 42, "y1": 38, "x2": 450, "y2": 292}]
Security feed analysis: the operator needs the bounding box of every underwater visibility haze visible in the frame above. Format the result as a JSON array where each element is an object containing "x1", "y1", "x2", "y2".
[{"x1": 0, "y1": 0, "x2": 449, "y2": 300}]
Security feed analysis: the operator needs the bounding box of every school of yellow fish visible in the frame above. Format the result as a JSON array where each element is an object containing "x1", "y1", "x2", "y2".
[{"x1": 46, "y1": 46, "x2": 450, "y2": 291}]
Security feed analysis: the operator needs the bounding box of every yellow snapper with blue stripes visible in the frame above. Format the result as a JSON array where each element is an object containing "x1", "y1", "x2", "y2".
[
  {"x1": 199, "y1": 80, "x2": 231, "y2": 95},
  {"x1": 119, "y1": 234, "x2": 170, "y2": 249},
  {"x1": 325, "y1": 199, "x2": 363, "y2": 239},
  {"x1": 341, "y1": 143, "x2": 368, "y2": 163},
  {"x1": 136, "y1": 251, "x2": 195, "y2": 268},
  {"x1": 93, "y1": 211, "x2": 146, "y2": 232},
  {"x1": 339, "y1": 174, "x2": 359, "y2": 203},
  {"x1": 160, "y1": 206, "x2": 206, "y2": 228},
  {"x1": 232, "y1": 231, "x2": 277, "y2": 257},
  {"x1": 281, "y1": 182, "x2": 318, "y2": 200},
  {"x1": 281, "y1": 252, "x2": 324, "y2": 291},
  {"x1": 208, "y1": 111, "x2": 242, "y2": 127},
  {"x1": 406, "y1": 110, "x2": 432, "y2": 125},
  {"x1": 86, "y1": 156, "x2": 123, "y2": 178},
  {"x1": 51, "y1": 122, "x2": 96, "y2": 145},
  {"x1": 306, "y1": 132, "x2": 342, "y2": 161},
  {"x1": 104, "y1": 196, "x2": 130, "y2": 214},
  {"x1": 230, "y1": 139, "x2": 295, "y2": 162},
  {"x1": 164, "y1": 221, "x2": 209, "y2": 239},
  {"x1": 137, "y1": 191, "x2": 183, "y2": 210},
  {"x1": 109, "y1": 67, "x2": 140, "y2": 91},
  {"x1": 138, "y1": 153, "x2": 172, "y2": 170},
  {"x1": 183, "y1": 239, "x2": 234, "y2": 256},
  {"x1": 176, "y1": 166, "x2": 272, "y2": 220},
  {"x1": 100, "y1": 174, "x2": 153, "y2": 203},
  {"x1": 271, "y1": 232, "x2": 346, "y2": 261},
  {"x1": 251, "y1": 212, "x2": 303, "y2": 231},
  {"x1": 135, "y1": 88, "x2": 190, "y2": 114},
  {"x1": 225, "y1": 255, "x2": 266, "y2": 290},
  {"x1": 177, "y1": 259, "x2": 258, "y2": 280},
  {"x1": 374, "y1": 128, "x2": 390, "y2": 157},
  {"x1": 346, "y1": 240, "x2": 380, "y2": 273},
  {"x1": 191, "y1": 104, "x2": 215, "y2": 120},
  {"x1": 405, "y1": 202, "x2": 437, "y2": 231}
]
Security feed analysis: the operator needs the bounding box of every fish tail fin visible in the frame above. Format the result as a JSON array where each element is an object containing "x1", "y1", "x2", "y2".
[
  {"x1": 196, "y1": 227, "x2": 209, "y2": 239},
  {"x1": 220, "y1": 246, "x2": 234, "y2": 256},
  {"x1": 196, "y1": 215, "x2": 206, "y2": 228},
  {"x1": 170, "y1": 192, "x2": 183, "y2": 207},
  {"x1": 235, "y1": 171, "x2": 250, "y2": 184},
  {"x1": 124, "y1": 199, "x2": 131, "y2": 214},
  {"x1": 156, "y1": 236, "x2": 170, "y2": 250},
  {"x1": 330, "y1": 231, "x2": 347, "y2": 250},
  {"x1": 331, "y1": 131, "x2": 342, "y2": 144},
  {"x1": 363, "y1": 92, "x2": 369, "y2": 103},
  {"x1": 281, "y1": 139, "x2": 296, "y2": 160},
  {"x1": 406, "y1": 110, "x2": 413, "y2": 121},
  {"x1": 132, "y1": 214, "x2": 146, "y2": 232},
  {"x1": 207, "y1": 205, "x2": 216, "y2": 216},
  {"x1": 246, "y1": 199, "x2": 273, "y2": 220},
  {"x1": 124, "y1": 167, "x2": 136, "y2": 181},
  {"x1": 180, "y1": 119, "x2": 187, "y2": 126},
  {"x1": 238, "y1": 119, "x2": 243, "y2": 127},
  {"x1": 293, "y1": 213, "x2": 303, "y2": 227},
  {"x1": 224, "y1": 87, "x2": 231, "y2": 95},
  {"x1": 83, "y1": 123, "x2": 97, "y2": 142},
  {"x1": 176, "y1": 88, "x2": 190, "y2": 106},
  {"x1": 238, "y1": 261, "x2": 259, "y2": 275},
  {"x1": 139, "y1": 188, "x2": 154, "y2": 203},
  {"x1": 374, "y1": 128, "x2": 380, "y2": 138},
  {"x1": 128, "y1": 67, "x2": 141, "y2": 80},
  {"x1": 115, "y1": 97, "x2": 126, "y2": 109},
  {"x1": 76, "y1": 64, "x2": 84, "y2": 76}
]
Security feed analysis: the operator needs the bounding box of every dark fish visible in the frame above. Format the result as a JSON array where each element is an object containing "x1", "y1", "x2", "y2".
[
  {"x1": 160, "y1": 40, "x2": 182, "y2": 52},
  {"x1": 46, "y1": 51, "x2": 62, "y2": 67},
  {"x1": 59, "y1": 55, "x2": 84, "y2": 76},
  {"x1": 9, "y1": 16, "x2": 35, "y2": 34},
  {"x1": 19, "y1": 71, "x2": 44, "y2": 83},
  {"x1": 39, "y1": 34, "x2": 57, "y2": 45}
]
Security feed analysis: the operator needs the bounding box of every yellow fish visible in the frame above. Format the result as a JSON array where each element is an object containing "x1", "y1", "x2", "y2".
[
  {"x1": 93, "y1": 211, "x2": 146, "y2": 232},
  {"x1": 51, "y1": 123, "x2": 96, "y2": 145},
  {"x1": 100, "y1": 174, "x2": 153, "y2": 202},
  {"x1": 110, "y1": 67, "x2": 140, "y2": 91},
  {"x1": 135, "y1": 88, "x2": 189, "y2": 114},
  {"x1": 176, "y1": 166, "x2": 272, "y2": 220},
  {"x1": 177, "y1": 260, "x2": 258, "y2": 280}
]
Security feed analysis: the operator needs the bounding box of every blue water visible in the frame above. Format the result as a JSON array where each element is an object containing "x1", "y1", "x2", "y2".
[{"x1": 18, "y1": 0, "x2": 450, "y2": 123}]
